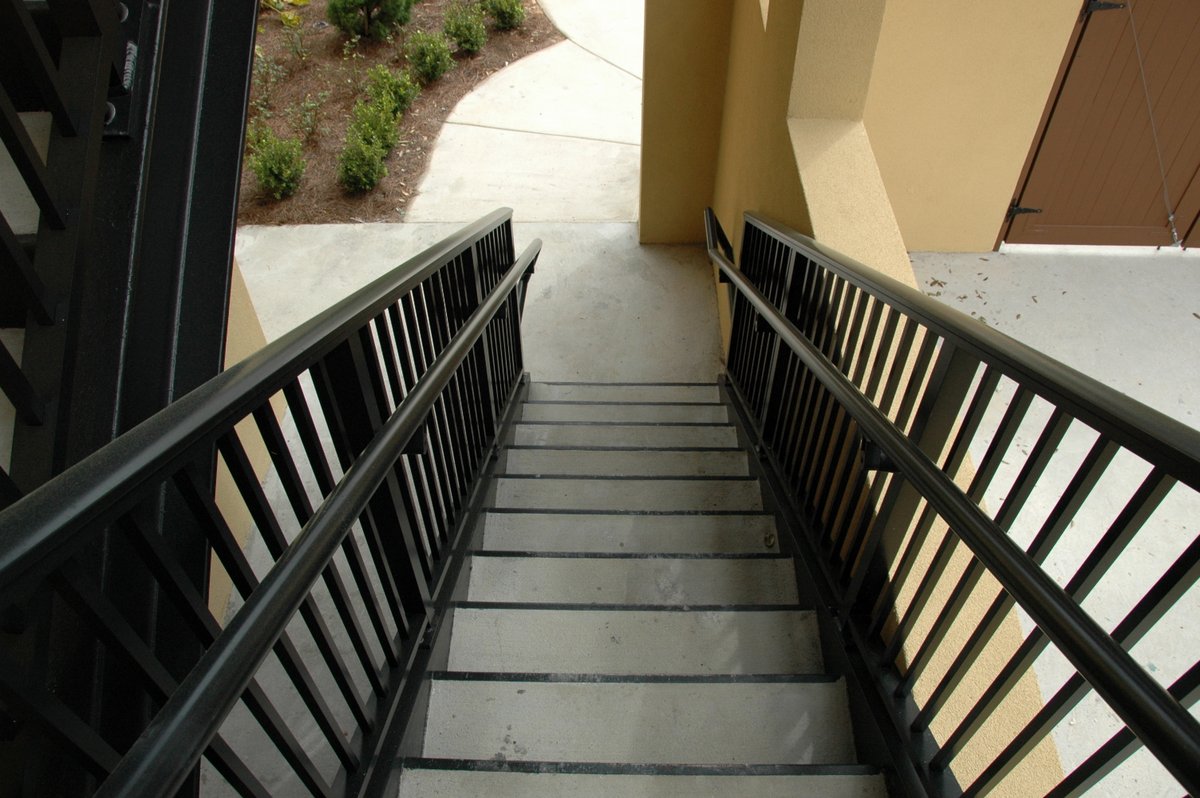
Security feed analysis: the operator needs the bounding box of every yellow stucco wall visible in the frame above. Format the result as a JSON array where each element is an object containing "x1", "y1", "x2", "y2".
[
  {"x1": 639, "y1": 0, "x2": 732, "y2": 244},
  {"x1": 209, "y1": 260, "x2": 272, "y2": 621},
  {"x1": 641, "y1": 1, "x2": 1075, "y2": 791},
  {"x1": 863, "y1": 0, "x2": 1079, "y2": 251}
]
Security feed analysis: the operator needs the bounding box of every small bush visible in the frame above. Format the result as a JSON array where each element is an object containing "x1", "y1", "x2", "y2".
[
  {"x1": 365, "y1": 65, "x2": 420, "y2": 117},
  {"x1": 483, "y1": 0, "x2": 525, "y2": 30},
  {"x1": 444, "y1": 2, "x2": 487, "y2": 53},
  {"x1": 405, "y1": 31, "x2": 455, "y2": 84},
  {"x1": 248, "y1": 130, "x2": 306, "y2": 200},
  {"x1": 288, "y1": 91, "x2": 328, "y2": 142},
  {"x1": 327, "y1": 0, "x2": 415, "y2": 40},
  {"x1": 338, "y1": 130, "x2": 387, "y2": 192},
  {"x1": 349, "y1": 98, "x2": 400, "y2": 152}
]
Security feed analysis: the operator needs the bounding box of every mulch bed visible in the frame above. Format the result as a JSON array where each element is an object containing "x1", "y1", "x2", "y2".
[{"x1": 237, "y1": 0, "x2": 563, "y2": 225}]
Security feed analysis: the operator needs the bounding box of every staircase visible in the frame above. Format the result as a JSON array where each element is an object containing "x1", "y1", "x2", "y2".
[{"x1": 397, "y1": 382, "x2": 886, "y2": 797}]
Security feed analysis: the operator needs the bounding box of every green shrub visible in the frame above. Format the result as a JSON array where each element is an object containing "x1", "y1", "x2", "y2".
[
  {"x1": 248, "y1": 130, "x2": 306, "y2": 200},
  {"x1": 405, "y1": 31, "x2": 455, "y2": 84},
  {"x1": 444, "y1": 2, "x2": 487, "y2": 53},
  {"x1": 288, "y1": 91, "x2": 328, "y2": 142},
  {"x1": 483, "y1": 0, "x2": 524, "y2": 30},
  {"x1": 349, "y1": 98, "x2": 399, "y2": 152},
  {"x1": 338, "y1": 130, "x2": 388, "y2": 192},
  {"x1": 327, "y1": 0, "x2": 415, "y2": 40},
  {"x1": 365, "y1": 65, "x2": 420, "y2": 117}
]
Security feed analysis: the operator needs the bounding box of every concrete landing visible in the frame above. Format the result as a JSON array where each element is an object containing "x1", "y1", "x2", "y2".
[{"x1": 233, "y1": 222, "x2": 723, "y2": 383}]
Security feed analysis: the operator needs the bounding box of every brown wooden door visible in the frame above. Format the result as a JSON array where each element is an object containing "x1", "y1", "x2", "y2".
[{"x1": 1004, "y1": 0, "x2": 1200, "y2": 246}]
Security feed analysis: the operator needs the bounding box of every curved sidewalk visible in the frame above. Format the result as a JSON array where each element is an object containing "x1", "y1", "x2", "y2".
[{"x1": 404, "y1": 0, "x2": 644, "y2": 223}]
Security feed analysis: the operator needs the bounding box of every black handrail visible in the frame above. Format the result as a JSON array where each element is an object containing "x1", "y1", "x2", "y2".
[
  {"x1": 90, "y1": 234, "x2": 539, "y2": 798},
  {"x1": 0, "y1": 208, "x2": 539, "y2": 796},
  {"x1": 707, "y1": 208, "x2": 1200, "y2": 795},
  {"x1": 0, "y1": 208, "x2": 516, "y2": 595},
  {"x1": 749, "y1": 214, "x2": 1200, "y2": 490}
]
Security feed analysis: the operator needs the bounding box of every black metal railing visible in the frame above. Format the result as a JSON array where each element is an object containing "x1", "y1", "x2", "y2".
[
  {"x1": 707, "y1": 209, "x2": 1200, "y2": 796},
  {"x1": 0, "y1": 209, "x2": 538, "y2": 797},
  {"x1": 1, "y1": 0, "x2": 122, "y2": 504}
]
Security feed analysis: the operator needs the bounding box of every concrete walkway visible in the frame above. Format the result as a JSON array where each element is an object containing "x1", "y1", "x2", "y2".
[
  {"x1": 405, "y1": 0, "x2": 644, "y2": 223},
  {"x1": 236, "y1": 0, "x2": 724, "y2": 383}
]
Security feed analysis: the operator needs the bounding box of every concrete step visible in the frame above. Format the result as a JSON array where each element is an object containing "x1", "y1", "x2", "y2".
[
  {"x1": 465, "y1": 555, "x2": 799, "y2": 605},
  {"x1": 480, "y1": 512, "x2": 777, "y2": 553},
  {"x1": 397, "y1": 769, "x2": 887, "y2": 798},
  {"x1": 420, "y1": 679, "x2": 855, "y2": 764},
  {"x1": 513, "y1": 423, "x2": 738, "y2": 449},
  {"x1": 447, "y1": 609, "x2": 822, "y2": 674},
  {"x1": 527, "y1": 383, "x2": 721, "y2": 404},
  {"x1": 521, "y1": 402, "x2": 728, "y2": 424},
  {"x1": 502, "y1": 448, "x2": 748, "y2": 477},
  {"x1": 492, "y1": 478, "x2": 761, "y2": 512}
]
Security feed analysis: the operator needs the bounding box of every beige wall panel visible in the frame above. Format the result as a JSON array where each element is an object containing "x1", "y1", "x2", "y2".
[
  {"x1": 639, "y1": 0, "x2": 733, "y2": 244},
  {"x1": 209, "y1": 261, "x2": 274, "y2": 621},
  {"x1": 711, "y1": 0, "x2": 811, "y2": 256},
  {"x1": 864, "y1": 0, "x2": 1079, "y2": 252}
]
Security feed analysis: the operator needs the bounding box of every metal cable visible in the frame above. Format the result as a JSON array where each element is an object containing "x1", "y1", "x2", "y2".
[{"x1": 1125, "y1": 0, "x2": 1182, "y2": 245}]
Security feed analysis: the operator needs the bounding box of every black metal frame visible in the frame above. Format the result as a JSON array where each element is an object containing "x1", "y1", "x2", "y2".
[
  {"x1": 0, "y1": 209, "x2": 539, "y2": 797},
  {"x1": 706, "y1": 208, "x2": 1200, "y2": 796}
]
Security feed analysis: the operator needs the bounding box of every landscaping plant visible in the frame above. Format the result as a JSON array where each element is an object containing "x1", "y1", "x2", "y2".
[
  {"x1": 365, "y1": 64, "x2": 421, "y2": 117},
  {"x1": 248, "y1": 128, "x2": 306, "y2": 200},
  {"x1": 338, "y1": 129, "x2": 388, "y2": 192},
  {"x1": 405, "y1": 31, "x2": 455, "y2": 84},
  {"x1": 444, "y1": 2, "x2": 487, "y2": 53},
  {"x1": 327, "y1": 0, "x2": 416, "y2": 40},
  {"x1": 483, "y1": 0, "x2": 525, "y2": 30}
]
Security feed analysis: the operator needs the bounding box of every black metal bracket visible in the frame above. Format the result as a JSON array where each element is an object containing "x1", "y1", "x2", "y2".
[
  {"x1": 1006, "y1": 200, "x2": 1043, "y2": 221},
  {"x1": 103, "y1": 1, "x2": 159, "y2": 139},
  {"x1": 1086, "y1": 0, "x2": 1126, "y2": 13},
  {"x1": 862, "y1": 439, "x2": 899, "y2": 472}
]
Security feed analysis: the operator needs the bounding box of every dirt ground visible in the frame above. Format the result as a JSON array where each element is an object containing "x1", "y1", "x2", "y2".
[{"x1": 237, "y1": 0, "x2": 562, "y2": 225}]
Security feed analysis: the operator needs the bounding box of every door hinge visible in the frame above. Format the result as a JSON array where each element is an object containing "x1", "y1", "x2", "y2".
[
  {"x1": 1007, "y1": 201, "x2": 1043, "y2": 220},
  {"x1": 1085, "y1": 1, "x2": 1126, "y2": 13}
]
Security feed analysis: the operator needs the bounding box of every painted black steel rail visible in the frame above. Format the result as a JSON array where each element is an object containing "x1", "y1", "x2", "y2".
[
  {"x1": 0, "y1": 209, "x2": 538, "y2": 797},
  {"x1": 706, "y1": 208, "x2": 1200, "y2": 796}
]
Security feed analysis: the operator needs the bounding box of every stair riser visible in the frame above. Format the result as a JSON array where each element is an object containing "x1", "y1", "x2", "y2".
[{"x1": 493, "y1": 478, "x2": 762, "y2": 513}]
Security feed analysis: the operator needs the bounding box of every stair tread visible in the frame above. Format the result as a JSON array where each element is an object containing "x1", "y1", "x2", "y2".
[
  {"x1": 522, "y1": 403, "x2": 729, "y2": 424},
  {"x1": 466, "y1": 556, "x2": 799, "y2": 605},
  {"x1": 397, "y1": 768, "x2": 887, "y2": 797},
  {"x1": 514, "y1": 424, "x2": 738, "y2": 449},
  {"x1": 503, "y1": 448, "x2": 749, "y2": 477},
  {"x1": 527, "y1": 383, "x2": 721, "y2": 403},
  {"x1": 447, "y1": 609, "x2": 821, "y2": 674},
  {"x1": 492, "y1": 477, "x2": 762, "y2": 512},
  {"x1": 481, "y1": 512, "x2": 777, "y2": 553},
  {"x1": 421, "y1": 680, "x2": 855, "y2": 764}
]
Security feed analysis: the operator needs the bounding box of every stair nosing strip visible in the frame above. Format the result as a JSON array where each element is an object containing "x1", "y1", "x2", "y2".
[
  {"x1": 399, "y1": 758, "x2": 882, "y2": 777},
  {"x1": 482, "y1": 509, "x2": 773, "y2": 517},
  {"x1": 427, "y1": 671, "x2": 836, "y2": 684},
  {"x1": 516, "y1": 421, "x2": 732, "y2": 428},
  {"x1": 533, "y1": 381, "x2": 720, "y2": 386},
  {"x1": 468, "y1": 551, "x2": 786, "y2": 560},
  {"x1": 451, "y1": 602, "x2": 803, "y2": 612},
  {"x1": 494, "y1": 474, "x2": 758, "y2": 482},
  {"x1": 503, "y1": 445, "x2": 742, "y2": 452},
  {"x1": 524, "y1": 400, "x2": 724, "y2": 407},
  {"x1": 484, "y1": 508, "x2": 769, "y2": 516}
]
